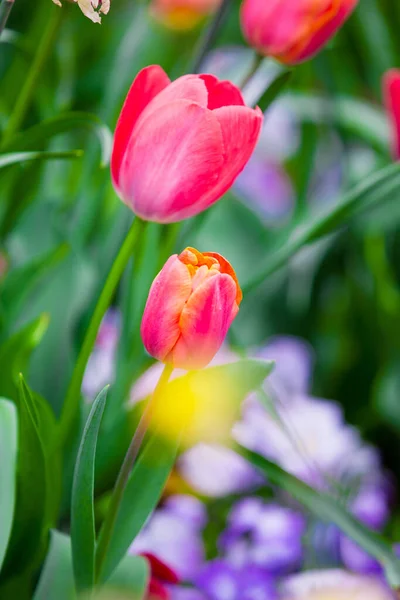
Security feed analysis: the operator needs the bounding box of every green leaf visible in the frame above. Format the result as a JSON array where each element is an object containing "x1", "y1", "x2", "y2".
[
  {"x1": 257, "y1": 70, "x2": 292, "y2": 113},
  {"x1": 0, "y1": 314, "x2": 49, "y2": 401},
  {"x1": 243, "y1": 163, "x2": 400, "y2": 293},
  {"x1": 1, "y1": 374, "x2": 48, "y2": 577},
  {"x1": 107, "y1": 554, "x2": 149, "y2": 598},
  {"x1": 240, "y1": 447, "x2": 400, "y2": 588},
  {"x1": 71, "y1": 387, "x2": 108, "y2": 592},
  {"x1": 0, "y1": 150, "x2": 83, "y2": 169},
  {"x1": 33, "y1": 531, "x2": 76, "y2": 600},
  {"x1": 97, "y1": 432, "x2": 180, "y2": 583},
  {"x1": 0, "y1": 399, "x2": 18, "y2": 573},
  {"x1": 0, "y1": 244, "x2": 70, "y2": 326},
  {"x1": 2, "y1": 112, "x2": 113, "y2": 167}
]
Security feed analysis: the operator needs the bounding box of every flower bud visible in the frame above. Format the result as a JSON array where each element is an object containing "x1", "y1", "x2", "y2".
[
  {"x1": 240, "y1": 0, "x2": 358, "y2": 65},
  {"x1": 150, "y1": 0, "x2": 221, "y2": 31},
  {"x1": 141, "y1": 247, "x2": 242, "y2": 369},
  {"x1": 111, "y1": 65, "x2": 263, "y2": 223},
  {"x1": 383, "y1": 69, "x2": 400, "y2": 161}
]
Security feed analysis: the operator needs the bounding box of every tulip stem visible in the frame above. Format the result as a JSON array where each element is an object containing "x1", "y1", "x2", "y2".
[
  {"x1": 240, "y1": 53, "x2": 264, "y2": 90},
  {"x1": 0, "y1": 0, "x2": 14, "y2": 38},
  {"x1": 190, "y1": 0, "x2": 232, "y2": 73},
  {"x1": 57, "y1": 216, "x2": 146, "y2": 451},
  {"x1": 95, "y1": 362, "x2": 174, "y2": 583}
]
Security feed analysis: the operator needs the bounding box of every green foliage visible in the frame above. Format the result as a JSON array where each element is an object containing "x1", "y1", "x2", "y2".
[{"x1": 0, "y1": 399, "x2": 18, "y2": 573}]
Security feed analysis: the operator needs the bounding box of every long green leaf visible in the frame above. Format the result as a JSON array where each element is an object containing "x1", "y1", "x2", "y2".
[
  {"x1": 0, "y1": 399, "x2": 17, "y2": 573},
  {"x1": 33, "y1": 531, "x2": 75, "y2": 600},
  {"x1": 240, "y1": 447, "x2": 400, "y2": 588},
  {"x1": 0, "y1": 150, "x2": 83, "y2": 169},
  {"x1": 2, "y1": 112, "x2": 113, "y2": 166},
  {"x1": 97, "y1": 432, "x2": 180, "y2": 583},
  {"x1": 71, "y1": 386, "x2": 108, "y2": 592},
  {"x1": 107, "y1": 554, "x2": 149, "y2": 598},
  {"x1": 243, "y1": 163, "x2": 400, "y2": 293}
]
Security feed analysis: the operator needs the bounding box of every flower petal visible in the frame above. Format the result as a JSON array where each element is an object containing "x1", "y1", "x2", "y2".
[
  {"x1": 120, "y1": 100, "x2": 224, "y2": 222},
  {"x1": 383, "y1": 69, "x2": 400, "y2": 160},
  {"x1": 169, "y1": 273, "x2": 238, "y2": 369},
  {"x1": 111, "y1": 65, "x2": 170, "y2": 189},
  {"x1": 199, "y1": 74, "x2": 245, "y2": 109},
  {"x1": 141, "y1": 255, "x2": 192, "y2": 361}
]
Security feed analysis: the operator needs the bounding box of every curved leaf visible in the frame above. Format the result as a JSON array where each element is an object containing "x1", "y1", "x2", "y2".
[
  {"x1": 33, "y1": 531, "x2": 75, "y2": 600},
  {"x1": 2, "y1": 112, "x2": 113, "y2": 166},
  {"x1": 0, "y1": 150, "x2": 83, "y2": 169},
  {"x1": 71, "y1": 386, "x2": 108, "y2": 592},
  {"x1": 0, "y1": 399, "x2": 18, "y2": 573}
]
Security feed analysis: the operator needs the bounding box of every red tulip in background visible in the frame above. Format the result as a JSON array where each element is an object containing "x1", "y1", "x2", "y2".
[
  {"x1": 141, "y1": 247, "x2": 242, "y2": 370},
  {"x1": 383, "y1": 69, "x2": 400, "y2": 161},
  {"x1": 111, "y1": 65, "x2": 263, "y2": 223},
  {"x1": 150, "y1": 0, "x2": 221, "y2": 30},
  {"x1": 240, "y1": 0, "x2": 359, "y2": 65},
  {"x1": 141, "y1": 553, "x2": 179, "y2": 599}
]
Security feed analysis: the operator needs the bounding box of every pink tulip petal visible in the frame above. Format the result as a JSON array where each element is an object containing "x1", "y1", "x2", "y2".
[
  {"x1": 120, "y1": 100, "x2": 225, "y2": 222},
  {"x1": 141, "y1": 255, "x2": 192, "y2": 361},
  {"x1": 383, "y1": 69, "x2": 400, "y2": 161},
  {"x1": 111, "y1": 65, "x2": 170, "y2": 189},
  {"x1": 199, "y1": 74, "x2": 245, "y2": 109},
  {"x1": 170, "y1": 273, "x2": 238, "y2": 369}
]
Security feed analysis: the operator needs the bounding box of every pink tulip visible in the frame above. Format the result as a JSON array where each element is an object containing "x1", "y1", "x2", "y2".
[
  {"x1": 111, "y1": 65, "x2": 263, "y2": 223},
  {"x1": 383, "y1": 69, "x2": 400, "y2": 161},
  {"x1": 240, "y1": 0, "x2": 358, "y2": 65},
  {"x1": 141, "y1": 247, "x2": 242, "y2": 370},
  {"x1": 150, "y1": 0, "x2": 221, "y2": 30}
]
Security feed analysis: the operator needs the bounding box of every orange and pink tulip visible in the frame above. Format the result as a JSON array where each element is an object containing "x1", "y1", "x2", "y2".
[
  {"x1": 240, "y1": 0, "x2": 359, "y2": 65},
  {"x1": 111, "y1": 65, "x2": 263, "y2": 223},
  {"x1": 383, "y1": 69, "x2": 400, "y2": 161},
  {"x1": 141, "y1": 247, "x2": 242, "y2": 370}
]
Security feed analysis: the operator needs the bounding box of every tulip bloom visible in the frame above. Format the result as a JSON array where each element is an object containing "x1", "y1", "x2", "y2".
[
  {"x1": 141, "y1": 553, "x2": 179, "y2": 599},
  {"x1": 150, "y1": 0, "x2": 221, "y2": 31},
  {"x1": 383, "y1": 69, "x2": 400, "y2": 161},
  {"x1": 141, "y1": 247, "x2": 242, "y2": 369},
  {"x1": 241, "y1": 0, "x2": 358, "y2": 65},
  {"x1": 111, "y1": 65, "x2": 263, "y2": 223}
]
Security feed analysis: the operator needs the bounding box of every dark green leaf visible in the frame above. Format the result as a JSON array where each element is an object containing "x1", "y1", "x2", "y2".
[
  {"x1": 33, "y1": 531, "x2": 75, "y2": 600},
  {"x1": 2, "y1": 112, "x2": 113, "y2": 167},
  {"x1": 257, "y1": 70, "x2": 292, "y2": 113},
  {"x1": 0, "y1": 399, "x2": 18, "y2": 573},
  {"x1": 71, "y1": 386, "x2": 108, "y2": 592}
]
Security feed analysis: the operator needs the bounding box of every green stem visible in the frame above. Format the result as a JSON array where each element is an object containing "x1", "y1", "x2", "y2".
[
  {"x1": 95, "y1": 363, "x2": 174, "y2": 583},
  {"x1": 240, "y1": 53, "x2": 264, "y2": 90},
  {"x1": 0, "y1": 0, "x2": 14, "y2": 37},
  {"x1": 57, "y1": 217, "x2": 145, "y2": 450},
  {"x1": 239, "y1": 446, "x2": 400, "y2": 588},
  {"x1": 1, "y1": 6, "x2": 62, "y2": 146},
  {"x1": 189, "y1": 0, "x2": 232, "y2": 73}
]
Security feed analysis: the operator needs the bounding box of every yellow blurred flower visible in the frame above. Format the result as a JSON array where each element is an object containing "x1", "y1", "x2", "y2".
[{"x1": 150, "y1": 0, "x2": 221, "y2": 31}]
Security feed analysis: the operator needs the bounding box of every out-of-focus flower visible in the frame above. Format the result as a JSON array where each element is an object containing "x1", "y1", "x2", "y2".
[
  {"x1": 111, "y1": 65, "x2": 263, "y2": 223},
  {"x1": 234, "y1": 394, "x2": 382, "y2": 491},
  {"x1": 280, "y1": 569, "x2": 394, "y2": 600},
  {"x1": 130, "y1": 496, "x2": 205, "y2": 580},
  {"x1": 141, "y1": 247, "x2": 242, "y2": 370},
  {"x1": 178, "y1": 443, "x2": 260, "y2": 497},
  {"x1": 194, "y1": 560, "x2": 277, "y2": 600},
  {"x1": 383, "y1": 69, "x2": 400, "y2": 160},
  {"x1": 240, "y1": 0, "x2": 358, "y2": 65},
  {"x1": 52, "y1": 0, "x2": 109, "y2": 23},
  {"x1": 219, "y1": 498, "x2": 305, "y2": 573},
  {"x1": 150, "y1": 0, "x2": 221, "y2": 31},
  {"x1": 141, "y1": 552, "x2": 180, "y2": 599},
  {"x1": 82, "y1": 309, "x2": 120, "y2": 400}
]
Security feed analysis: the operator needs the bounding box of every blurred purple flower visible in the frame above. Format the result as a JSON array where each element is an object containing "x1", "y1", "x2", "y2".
[
  {"x1": 171, "y1": 589, "x2": 207, "y2": 600},
  {"x1": 82, "y1": 309, "x2": 120, "y2": 400},
  {"x1": 233, "y1": 394, "x2": 382, "y2": 492},
  {"x1": 339, "y1": 536, "x2": 383, "y2": 576},
  {"x1": 129, "y1": 495, "x2": 205, "y2": 580},
  {"x1": 195, "y1": 560, "x2": 277, "y2": 600},
  {"x1": 219, "y1": 498, "x2": 305, "y2": 573},
  {"x1": 178, "y1": 443, "x2": 260, "y2": 498}
]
